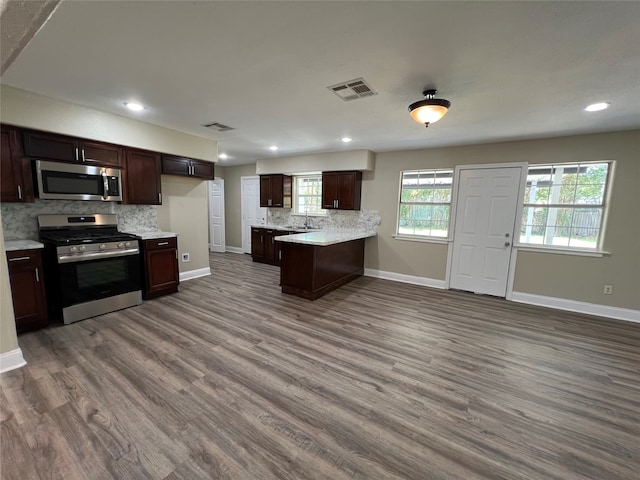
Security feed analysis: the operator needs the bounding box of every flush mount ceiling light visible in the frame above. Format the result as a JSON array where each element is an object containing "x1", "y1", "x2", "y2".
[
  {"x1": 218, "y1": 153, "x2": 228, "y2": 160},
  {"x1": 585, "y1": 102, "x2": 610, "y2": 112},
  {"x1": 124, "y1": 101, "x2": 144, "y2": 112},
  {"x1": 269, "y1": 145, "x2": 278, "y2": 151},
  {"x1": 340, "y1": 137, "x2": 352, "y2": 143},
  {"x1": 408, "y1": 89, "x2": 451, "y2": 128}
]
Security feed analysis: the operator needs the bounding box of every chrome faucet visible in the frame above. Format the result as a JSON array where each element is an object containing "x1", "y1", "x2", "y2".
[{"x1": 304, "y1": 212, "x2": 313, "y2": 229}]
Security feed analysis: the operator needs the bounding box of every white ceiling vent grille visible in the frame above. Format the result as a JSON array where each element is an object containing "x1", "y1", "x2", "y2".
[
  {"x1": 202, "y1": 122, "x2": 235, "y2": 132},
  {"x1": 328, "y1": 78, "x2": 377, "y2": 101}
]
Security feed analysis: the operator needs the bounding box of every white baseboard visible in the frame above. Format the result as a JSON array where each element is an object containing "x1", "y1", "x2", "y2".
[
  {"x1": 225, "y1": 246, "x2": 245, "y2": 254},
  {"x1": 511, "y1": 292, "x2": 640, "y2": 323},
  {"x1": 180, "y1": 267, "x2": 211, "y2": 282},
  {"x1": 364, "y1": 268, "x2": 446, "y2": 289},
  {"x1": 0, "y1": 348, "x2": 26, "y2": 374}
]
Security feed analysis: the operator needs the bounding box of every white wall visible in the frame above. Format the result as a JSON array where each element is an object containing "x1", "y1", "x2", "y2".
[{"x1": 0, "y1": 85, "x2": 217, "y2": 161}]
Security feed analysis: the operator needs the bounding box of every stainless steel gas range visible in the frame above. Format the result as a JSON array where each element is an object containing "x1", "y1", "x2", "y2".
[{"x1": 38, "y1": 214, "x2": 142, "y2": 324}]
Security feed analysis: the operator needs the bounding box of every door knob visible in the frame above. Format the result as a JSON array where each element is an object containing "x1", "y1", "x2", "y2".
[
  {"x1": 505, "y1": 241, "x2": 511, "y2": 247},
  {"x1": 505, "y1": 233, "x2": 510, "y2": 237}
]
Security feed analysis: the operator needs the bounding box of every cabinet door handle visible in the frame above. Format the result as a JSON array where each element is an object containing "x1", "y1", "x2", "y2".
[
  {"x1": 157, "y1": 241, "x2": 169, "y2": 246},
  {"x1": 158, "y1": 192, "x2": 162, "y2": 203},
  {"x1": 9, "y1": 256, "x2": 30, "y2": 262},
  {"x1": 17, "y1": 185, "x2": 22, "y2": 199},
  {"x1": 35, "y1": 267, "x2": 40, "y2": 282},
  {"x1": 81, "y1": 149, "x2": 86, "y2": 162},
  {"x1": 75, "y1": 147, "x2": 79, "y2": 161}
]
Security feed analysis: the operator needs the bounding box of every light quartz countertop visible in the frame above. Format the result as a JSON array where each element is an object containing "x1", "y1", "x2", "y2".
[
  {"x1": 125, "y1": 231, "x2": 178, "y2": 240},
  {"x1": 274, "y1": 230, "x2": 376, "y2": 246},
  {"x1": 4, "y1": 240, "x2": 45, "y2": 251}
]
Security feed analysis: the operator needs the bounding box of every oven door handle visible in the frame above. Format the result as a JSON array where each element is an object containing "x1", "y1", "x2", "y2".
[{"x1": 58, "y1": 248, "x2": 140, "y2": 264}]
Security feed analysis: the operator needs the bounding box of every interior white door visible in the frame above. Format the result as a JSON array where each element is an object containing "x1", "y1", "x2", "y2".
[
  {"x1": 449, "y1": 166, "x2": 522, "y2": 296},
  {"x1": 208, "y1": 179, "x2": 225, "y2": 253},
  {"x1": 241, "y1": 176, "x2": 266, "y2": 254}
]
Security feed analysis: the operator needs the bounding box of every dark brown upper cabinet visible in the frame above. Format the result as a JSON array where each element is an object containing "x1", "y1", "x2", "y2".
[
  {"x1": 123, "y1": 149, "x2": 162, "y2": 205},
  {"x1": 22, "y1": 129, "x2": 123, "y2": 168},
  {"x1": 322, "y1": 171, "x2": 362, "y2": 210},
  {"x1": 1, "y1": 125, "x2": 34, "y2": 203},
  {"x1": 161, "y1": 154, "x2": 214, "y2": 180},
  {"x1": 260, "y1": 174, "x2": 292, "y2": 208}
]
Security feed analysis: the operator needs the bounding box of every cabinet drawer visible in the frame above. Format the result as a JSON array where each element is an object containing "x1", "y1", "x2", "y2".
[
  {"x1": 143, "y1": 237, "x2": 177, "y2": 251},
  {"x1": 7, "y1": 250, "x2": 42, "y2": 267}
]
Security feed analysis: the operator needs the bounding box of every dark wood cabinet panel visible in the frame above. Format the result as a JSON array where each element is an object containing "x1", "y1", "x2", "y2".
[
  {"x1": 191, "y1": 159, "x2": 215, "y2": 179},
  {"x1": 79, "y1": 140, "x2": 123, "y2": 167},
  {"x1": 161, "y1": 155, "x2": 214, "y2": 180},
  {"x1": 124, "y1": 149, "x2": 162, "y2": 205},
  {"x1": 259, "y1": 174, "x2": 292, "y2": 208},
  {"x1": 6, "y1": 249, "x2": 48, "y2": 333},
  {"x1": 141, "y1": 237, "x2": 179, "y2": 299},
  {"x1": 1, "y1": 126, "x2": 34, "y2": 203},
  {"x1": 251, "y1": 228, "x2": 265, "y2": 260},
  {"x1": 280, "y1": 239, "x2": 365, "y2": 300},
  {"x1": 251, "y1": 228, "x2": 296, "y2": 266},
  {"x1": 22, "y1": 130, "x2": 78, "y2": 162},
  {"x1": 322, "y1": 170, "x2": 362, "y2": 210},
  {"x1": 22, "y1": 129, "x2": 122, "y2": 167}
]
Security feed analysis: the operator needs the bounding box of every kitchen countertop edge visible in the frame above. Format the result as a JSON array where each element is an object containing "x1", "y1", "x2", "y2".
[
  {"x1": 125, "y1": 231, "x2": 179, "y2": 240},
  {"x1": 274, "y1": 230, "x2": 377, "y2": 246},
  {"x1": 5, "y1": 240, "x2": 45, "y2": 251}
]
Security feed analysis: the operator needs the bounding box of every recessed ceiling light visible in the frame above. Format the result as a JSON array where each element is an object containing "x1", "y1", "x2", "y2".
[
  {"x1": 124, "y1": 102, "x2": 144, "y2": 112},
  {"x1": 341, "y1": 137, "x2": 353, "y2": 143},
  {"x1": 269, "y1": 145, "x2": 278, "y2": 151},
  {"x1": 218, "y1": 153, "x2": 228, "y2": 160},
  {"x1": 584, "y1": 102, "x2": 609, "y2": 112}
]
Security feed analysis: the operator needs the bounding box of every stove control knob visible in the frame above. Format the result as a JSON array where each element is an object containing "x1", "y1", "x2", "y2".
[
  {"x1": 117, "y1": 242, "x2": 125, "y2": 249},
  {"x1": 70, "y1": 246, "x2": 78, "y2": 253},
  {"x1": 78, "y1": 245, "x2": 86, "y2": 252},
  {"x1": 99, "y1": 244, "x2": 106, "y2": 250}
]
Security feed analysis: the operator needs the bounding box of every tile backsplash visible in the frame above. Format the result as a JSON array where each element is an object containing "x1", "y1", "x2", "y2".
[
  {"x1": 268, "y1": 208, "x2": 381, "y2": 231},
  {"x1": 1, "y1": 200, "x2": 157, "y2": 240}
]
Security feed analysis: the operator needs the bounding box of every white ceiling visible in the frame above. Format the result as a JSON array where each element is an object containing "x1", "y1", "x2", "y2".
[{"x1": 2, "y1": 1, "x2": 639, "y2": 166}]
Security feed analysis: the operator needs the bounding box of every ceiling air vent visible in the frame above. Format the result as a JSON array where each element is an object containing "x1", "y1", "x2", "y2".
[
  {"x1": 328, "y1": 78, "x2": 377, "y2": 101},
  {"x1": 202, "y1": 122, "x2": 235, "y2": 132}
]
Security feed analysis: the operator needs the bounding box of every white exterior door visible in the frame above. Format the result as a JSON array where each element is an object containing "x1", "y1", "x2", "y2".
[
  {"x1": 241, "y1": 176, "x2": 266, "y2": 254},
  {"x1": 208, "y1": 179, "x2": 225, "y2": 253},
  {"x1": 449, "y1": 166, "x2": 523, "y2": 297}
]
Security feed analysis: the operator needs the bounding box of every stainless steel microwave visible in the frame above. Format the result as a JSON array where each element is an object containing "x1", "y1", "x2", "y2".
[{"x1": 35, "y1": 160, "x2": 123, "y2": 201}]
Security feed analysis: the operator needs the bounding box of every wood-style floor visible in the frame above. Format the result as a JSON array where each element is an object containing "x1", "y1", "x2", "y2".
[{"x1": 1, "y1": 252, "x2": 639, "y2": 480}]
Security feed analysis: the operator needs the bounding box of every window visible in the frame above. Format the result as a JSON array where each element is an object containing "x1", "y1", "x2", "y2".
[
  {"x1": 397, "y1": 169, "x2": 453, "y2": 238},
  {"x1": 294, "y1": 175, "x2": 326, "y2": 215},
  {"x1": 519, "y1": 162, "x2": 611, "y2": 250}
]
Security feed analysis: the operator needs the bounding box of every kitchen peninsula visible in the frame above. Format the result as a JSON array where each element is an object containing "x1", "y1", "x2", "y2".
[{"x1": 276, "y1": 230, "x2": 376, "y2": 300}]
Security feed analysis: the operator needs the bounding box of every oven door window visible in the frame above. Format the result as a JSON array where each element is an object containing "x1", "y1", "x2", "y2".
[{"x1": 58, "y1": 255, "x2": 141, "y2": 306}]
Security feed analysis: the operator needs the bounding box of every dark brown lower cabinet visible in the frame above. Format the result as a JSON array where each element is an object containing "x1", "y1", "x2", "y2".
[
  {"x1": 6, "y1": 249, "x2": 48, "y2": 333},
  {"x1": 141, "y1": 237, "x2": 179, "y2": 299},
  {"x1": 279, "y1": 238, "x2": 365, "y2": 300},
  {"x1": 251, "y1": 228, "x2": 296, "y2": 266}
]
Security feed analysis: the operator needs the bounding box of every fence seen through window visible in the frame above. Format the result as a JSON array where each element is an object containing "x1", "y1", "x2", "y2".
[
  {"x1": 520, "y1": 162, "x2": 610, "y2": 249},
  {"x1": 397, "y1": 170, "x2": 453, "y2": 238}
]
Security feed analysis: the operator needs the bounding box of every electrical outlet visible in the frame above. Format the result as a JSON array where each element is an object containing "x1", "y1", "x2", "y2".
[
  {"x1": 182, "y1": 253, "x2": 190, "y2": 263},
  {"x1": 603, "y1": 284, "x2": 613, "y2": 295}
]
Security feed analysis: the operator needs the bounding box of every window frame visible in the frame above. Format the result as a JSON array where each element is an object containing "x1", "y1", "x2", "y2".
[
  {"x1": 516, "y1": 160, "x2": 614, "y2": 252},
  {"x1": 293, "y1": 174, "x2": 327, "y2": 216},
  {"x1": 395, "y1": 168, "x2": 454, "y2": 241}
]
